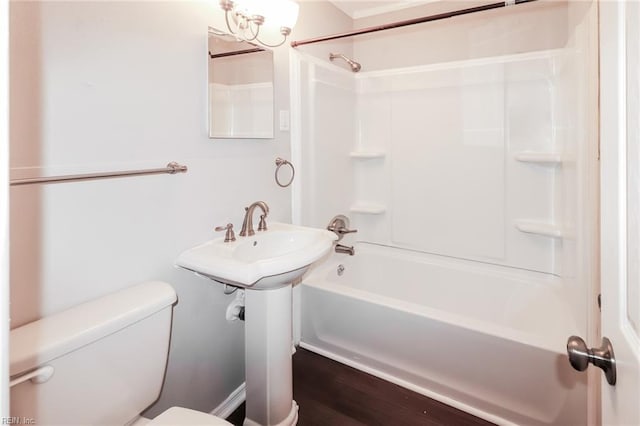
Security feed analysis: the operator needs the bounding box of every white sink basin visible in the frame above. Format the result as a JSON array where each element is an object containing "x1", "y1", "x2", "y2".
[{"x1": 176, "y1": 222, "x2": 337, "y2": 290}]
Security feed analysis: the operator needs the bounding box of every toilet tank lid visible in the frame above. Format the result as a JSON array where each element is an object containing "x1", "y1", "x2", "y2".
[{"x1": 10, "y1": 281, "x2": 177, "y2": 376}]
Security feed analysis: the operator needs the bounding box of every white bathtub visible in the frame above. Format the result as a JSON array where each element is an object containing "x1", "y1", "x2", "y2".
[{"x1": 300, "y1": 243, "x2": 586, "y2": 426}]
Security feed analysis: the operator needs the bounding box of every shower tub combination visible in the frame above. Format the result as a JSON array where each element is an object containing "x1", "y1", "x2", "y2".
[
  {"x1": 299, "y1": 243, "x2": 587, "y2": 426},
  {"x1": 293, "y1": 1, "x2": 597, "y2": 424}
]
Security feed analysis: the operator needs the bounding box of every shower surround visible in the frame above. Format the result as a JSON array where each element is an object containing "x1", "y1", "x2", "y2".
[{"x1": 291, "y1": 1, "x2": 598, "y2": 425}]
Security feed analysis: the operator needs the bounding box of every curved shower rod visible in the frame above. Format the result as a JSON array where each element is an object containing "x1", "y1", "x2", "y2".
[{"x1": 291, "y1": 0, "x2": 538, "y2": 47}]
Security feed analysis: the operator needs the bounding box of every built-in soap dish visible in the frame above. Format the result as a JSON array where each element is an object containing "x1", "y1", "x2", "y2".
[{"x1": 350, "y1": 203, "x2": 387, "y2": 214}]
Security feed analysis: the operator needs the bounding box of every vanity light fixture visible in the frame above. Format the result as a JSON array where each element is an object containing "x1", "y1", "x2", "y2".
[{"x1": 219, "y1": 0, "x2": 299, "y2": 47}]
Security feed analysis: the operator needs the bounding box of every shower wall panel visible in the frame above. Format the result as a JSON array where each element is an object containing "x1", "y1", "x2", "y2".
[
  {"x1": 352, "y1": 51, "x2": 565, "y2": 274},
  {"x1": 389, "y1": 69, "x2": 506, "y2": 263},
  {"x1": 298, "y1": 61, "x2": 356, "y2": 229}
]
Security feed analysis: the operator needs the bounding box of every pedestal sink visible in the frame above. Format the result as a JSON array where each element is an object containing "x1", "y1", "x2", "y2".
[{"x1": 176, "y1": 223, "x2": 337, "y2": 426}]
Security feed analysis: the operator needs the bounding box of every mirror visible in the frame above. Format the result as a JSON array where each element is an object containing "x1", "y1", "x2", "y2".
[{"x1": 208, "y1": 28, "x2": 274, "y2": 139}]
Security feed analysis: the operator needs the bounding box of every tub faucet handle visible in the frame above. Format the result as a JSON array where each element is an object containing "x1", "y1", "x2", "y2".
[
  {"x1": 215, "y1": 223, "x2": 236, "y2": 243},
  {"x1": 335, "y1": 227, "x2": 357, "y2": 235},
  {"x1": 327, "y1": 214, "x2": 357, "y2": 241}
]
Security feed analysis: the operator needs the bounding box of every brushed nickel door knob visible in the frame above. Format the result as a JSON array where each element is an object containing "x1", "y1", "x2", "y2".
[{"x1": 566, "y1": 335, "x2": 617, "y2": 385}]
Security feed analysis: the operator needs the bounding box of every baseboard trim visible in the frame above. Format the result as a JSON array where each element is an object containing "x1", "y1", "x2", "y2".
[{"x1": 210, "y1": 382, "x2": 246, "y2": 419}]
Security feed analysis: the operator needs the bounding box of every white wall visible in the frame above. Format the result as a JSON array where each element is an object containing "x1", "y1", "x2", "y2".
[
  {"x1": 8, "y1": 0, "x2": 351, "y2": 417},
  {"x1": 292, "y1": 1, "x2": 355, "y2": 62},
  {"x1": 353, "y1": 0, "x2": 569, "y2": 71}
]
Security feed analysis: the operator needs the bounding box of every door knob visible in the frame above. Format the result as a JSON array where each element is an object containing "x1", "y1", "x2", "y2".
[{"x1": 566, "y1": 335, "x2": 617, "y2": 385}]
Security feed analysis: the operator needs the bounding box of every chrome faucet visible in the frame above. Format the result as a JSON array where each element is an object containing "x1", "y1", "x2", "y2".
[{"x1": 240, "y1": 201, "x2": 269, "y2": 237}]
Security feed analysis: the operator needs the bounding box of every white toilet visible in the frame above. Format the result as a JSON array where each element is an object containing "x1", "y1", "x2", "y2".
[{"x1": 9, "y1": 281, "x2": 233, "y2": 426}]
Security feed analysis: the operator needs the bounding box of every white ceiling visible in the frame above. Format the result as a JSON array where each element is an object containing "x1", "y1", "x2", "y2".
[{"x1": 326, "y1": 0, "x2": 439, "y2": 20}]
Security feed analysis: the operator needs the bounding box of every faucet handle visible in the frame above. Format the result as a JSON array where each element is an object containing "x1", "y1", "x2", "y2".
[
  {"x1": 333, "y1": 227, "x2": 357, "y2": 235},
  {"x1": 327, "y1": 214, "x2": 357, "y2": 240},
  {"x1": 215, "y1": 223, "x2": 236, "y2": 243},
  {"x1": 258, "y1": 214, "x2": 268, "y2": 232}
]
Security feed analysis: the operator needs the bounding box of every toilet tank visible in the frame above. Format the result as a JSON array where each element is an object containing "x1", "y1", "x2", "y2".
[{"x1": 10, "y1": 281, "x2": 177, "y2": 426}]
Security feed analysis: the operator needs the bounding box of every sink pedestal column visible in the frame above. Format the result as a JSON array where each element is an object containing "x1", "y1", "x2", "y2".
[{"x1": 243, "y1": 285, "x2": 298, "y2": 426}]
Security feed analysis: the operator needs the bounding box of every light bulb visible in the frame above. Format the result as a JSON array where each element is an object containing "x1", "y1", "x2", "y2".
[{"x1": 263, "y1": 0, "x2": 299, "y2": 31}]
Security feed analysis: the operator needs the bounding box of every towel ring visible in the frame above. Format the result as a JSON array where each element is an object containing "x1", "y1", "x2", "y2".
[{"x1": 275, "y1": 157, "x2": 295, "y2": 188}]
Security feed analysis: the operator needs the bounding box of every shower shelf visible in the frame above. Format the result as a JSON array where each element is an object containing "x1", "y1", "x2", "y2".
[
  {"x1": 350, "y1": 203, "x2": 387, "y2": 214},
  {"x1": 349, "y1": 151, "x2": 386, "y2": 159},
  {"x1": 515, "y1": 152, "x2": 563, "y2": 165},
  {"x1": 515, "y1": 220, "x2": 563, "y2": 238}
]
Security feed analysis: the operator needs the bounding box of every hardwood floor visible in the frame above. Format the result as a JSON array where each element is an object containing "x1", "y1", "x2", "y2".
[{"x1": 226, "y1": 348, "x2": 494, "y2": 426}]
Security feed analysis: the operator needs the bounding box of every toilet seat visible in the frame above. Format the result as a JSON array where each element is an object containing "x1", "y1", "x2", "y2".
[{"x1": 149, "y1": 407, "x2": 233, "y2": 426}]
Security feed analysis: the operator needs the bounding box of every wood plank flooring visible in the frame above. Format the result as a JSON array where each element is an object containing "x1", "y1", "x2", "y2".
[{"x1": 226, "y1": 348, "x2": 494, "y2": 426}]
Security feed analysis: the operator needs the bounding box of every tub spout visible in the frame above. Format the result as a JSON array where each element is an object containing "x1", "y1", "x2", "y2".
[{"x1": 335, "y1": 244, "x2": 355, "y2": 256}]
